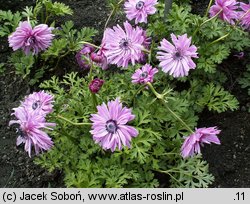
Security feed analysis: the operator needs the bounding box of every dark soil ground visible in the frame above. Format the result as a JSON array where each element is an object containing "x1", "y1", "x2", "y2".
[{"x1": 0, "y1": 0, "x2": 250, "y2": 188}]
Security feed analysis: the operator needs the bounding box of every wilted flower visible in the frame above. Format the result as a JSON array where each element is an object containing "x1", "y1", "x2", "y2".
[
  {"x1": 157, "y1": 33, "x2": 198, "y2": 78},
  {"x1": 239, "y1": 2, "x2": 250, "y2": 30},
  {"x1": 181, "y1": 127, "x2": 221, "y2": 158},
  {"x1": 75, "y1": 44, "x2": 95, "y2": 70},
  {"x1": 22, "y1": 91, "x2": 54, "y2": 115},
  {"x1": 102, "y1": 21, "x2": 145, "y2": 68},
  {"x1": 90, "y1": 98, "x2": 138, "y2": 151},
  {"x1": 131, "y1": 64, "x2": 158, "y2": 84},
  {"x1": 8, "y1": 21, "x2": 54, "y2": 55},
  {"x1": 124, "y1": 0, "x2": 158, "y2": 24},
  {"x1": 89, "y1": 78, "x2": 105, "y2": 93},
  {"x1": 90, "y1": 50, "x2": 108, "y2": 70},
  {"x1": 209, "y1": 0, "x2": 239, "y2": 24},
  {"x1": 9, "y1": 106, "x2": 55, "y2": 157}
]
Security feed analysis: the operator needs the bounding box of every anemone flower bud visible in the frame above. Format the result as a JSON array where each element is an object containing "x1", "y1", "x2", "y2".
[
  {"x1": 89, "y1": 78, "x2": 104, "y2": 94},
  {"x1": 90, "y1": 52, "x2": 103, "y2": 63},
  {"x1": 75, "y1": 44, "x2": 95, "y2": 70}
]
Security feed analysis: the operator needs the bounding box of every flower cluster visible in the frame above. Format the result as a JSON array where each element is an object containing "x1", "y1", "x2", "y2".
[
  {"x1": 9, "y1": 91, "x2": 55, "y2": 157},
  {"x1": 8, "y1": 21, "x2": 54, "y2": 55}
]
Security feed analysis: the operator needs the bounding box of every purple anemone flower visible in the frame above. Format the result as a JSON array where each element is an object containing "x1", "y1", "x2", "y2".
[
  {"x1": 132, "y1": 64, "x2": 158, "y2": 84},
  {"x1": 209, "y1": 0, "x2": 239, "y2": 24},
  {"x1": 22, "y1": 91, "x2": 54, "y2": 115},
  {"x1": 124, "y1": 0, "x2": 158, "y2": 24},
  {"x1": 239, "y1": 2, "x2": 250, "y2": 30},
  {"x1": 181, "y1": 127, "x2": 221, "y2": 158},
  {"x1": 8, "y1": 21, "x2": 54, "y2": 55},
  {"x1": 9, "y1": 106, "x2": 55, "y2": 157},
  {"x1": 75, "y1": 44, "x2": 95, "y2": 70},
  {"x1": 102, "y1": 21, "x2": 145, "y2": 68},
  {"x1": 157, "y1": 33, "x2": 198, "y2": 78},
  {"x1": 90, "y1": 49, "x2": 108, "y2": 70},
  {"x1": 90, "y1": 98, "x2": 138, "y2": 152}
]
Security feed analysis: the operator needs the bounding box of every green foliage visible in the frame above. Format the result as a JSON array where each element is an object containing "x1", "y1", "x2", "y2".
[
  {"x1": 41, "y1": 0, "x2": 73, "y2": 16},
  {"x1": 42, "y1": 21, "x2": 97, "y2": 60},
  {"x1": 9, "y1": 51, "x2": 34, "y2": 79},
  {"x1": 168, "y1": 156, "x2": 214, "y2": 188},
  {"x1": 238, "y1": 64, "x2": 250, "y2": 95},
  {"x1": 0, "y1": 63, "x2": 5, "y2": 75},
  {"x1": 197, "y1": 83, "x2": 239, "y2": 113},
  {"x1": 7, "y1": 0, "x2": 249, "y2": 189},
  {"x1": 0, "y1": 10, "x2": 22, "y2": 36},
  {"x1": 36, "y1": 70, "x2": 215, "y2": 188}
]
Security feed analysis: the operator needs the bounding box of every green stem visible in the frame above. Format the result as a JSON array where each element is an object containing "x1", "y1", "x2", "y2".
[
  {"x1": 54, "y1": 50, "x2": 71, "y2": 69},
  {"x1": 147, "y1": 82, "x2": 164, "y2": 100},
  {"x1": 89, "y1": 61, "x2": 98, "y2": 111},
  {"x1": 91, "y1": 93, "x2": 98, "y2": 111},
  {"x1": 204, "y1": 0, "x2": 214, "y2": 17},
  {"x1": 164, "y1": 103, "x2": 194, "y2": 133},
  {"x1": 208, "y1": 8, "x2": 250, "y2": 46},
  {"x1": 208, "y1": 33, "x2": 230, "y2": 46},
  {"x1": 156, "y1": 169, "x2": 184, "y2": 186},
  {"x1": 142, "y1": 48, "x2": 151, "y2": 54},
  {"x1": 147, "y1": 82, "x2": 194, "y2": 134},
  {"x1": 57, "y1": 115, "x2": 91, "y2": 126},
  {"x1": 104, "y1": 0, "x2": 124, "y2": 30},
  {"x1": 192, "y1": 9, "x2": 222, "y2": 37},
  {"x1": 78, "y1": 41, "x2": 100, "y2": 49},
  {"x1": 200, "y1": 9, "x2": 222, "y2": 27}
]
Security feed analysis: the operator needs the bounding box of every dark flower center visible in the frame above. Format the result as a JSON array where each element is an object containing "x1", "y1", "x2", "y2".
[
  {"x1": 32, "y1": 100, "x2": 41, "y2": 110},
  {"x1": 174, "y1": 51, "x2": 182, "y2": 60},
  {"x1": 119, "y1": 38, "x2": 130, "y2": 50},
  {"x1": 27, "y1": 36, "x2": 36, "y2": 46},
  {"x1": 136, "y1": 1, "x2": 145, "y2": 10},
  {"x1": 106, "y1": 120, "x2": 118, "y2": 133},
  {"x1": 17, "y1": 128, "x2": 27, "y2": 138},
  {"x1": 140, "y1": 71, "x2": 148, "y2": 78}
]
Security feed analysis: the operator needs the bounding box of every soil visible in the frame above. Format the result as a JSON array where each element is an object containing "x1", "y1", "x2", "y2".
[{"x1": 0, "y1": 0, "x2": 250, "y2": 188}]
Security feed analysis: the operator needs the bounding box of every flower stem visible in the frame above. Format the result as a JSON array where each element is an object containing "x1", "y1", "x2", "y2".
[
  {"x1": 208, "y1": 9, "x2": 250, "y2": 46},
  {"x1": 104, "y1": 0, "x2": 124, "y2": 30},
  {"x1": 164, "y1": 102, "x2": 194, "y2": 133},
  {"x1": 78, "y1": 41, "x2": 100, "y2": 49},
  {"x1": 192, "y1": 9, "x2": 222, "y2": 37},
  {"x1": 88, "y1": 61, "x2": 98, "y2": 111},
  {"x1": 57, "y1": 115, "x2": 91, "y2": 126},
  {"x1": 204, "y1": 0, "x2": 214, "y2": 17},
  {"x1": 142, "y1": 48, "x2": 151, "y2": 54},
  {"x1": 147, "y1": 82, "x2": 194, "y2": 134},
  {"x1": 147, "y1": 82, "x2": 164, "y2": 100},
  {"x1": 91, "y1": 92, "x2": 98, "y2": 111}
]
